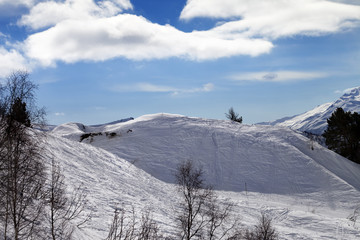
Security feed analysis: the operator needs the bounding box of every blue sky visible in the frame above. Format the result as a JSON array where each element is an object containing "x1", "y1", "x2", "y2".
[{"x1": 0, "y1": 0, "x2": 359, "y2": 125}]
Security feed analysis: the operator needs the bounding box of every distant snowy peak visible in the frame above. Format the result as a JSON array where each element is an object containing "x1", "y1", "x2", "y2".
[
  {"x1": 337, "y1": 87, "x2": 360, "y2": 107},
  {"x1": 267, "y1": 86, "x2": 360, "y2": 135}
]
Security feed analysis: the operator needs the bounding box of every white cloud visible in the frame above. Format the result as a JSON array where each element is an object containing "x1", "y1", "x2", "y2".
[
  {"x1": 0, "y1": 46, "x2": 29, "y2": 78},
  {"x1": 22, "y1": 14, "x2": 273, "y2": 66},
  {"x1": 0, "y1": 0, "x2": 39, "y2": 18},
  {"x1": 228, "y1": 71, "x2": 327, "y2": 82},
  {"x1": 112, "y1": 82, "x2": 214, "y2": 95},
  {"x1": 0, "y1": 0, "x2": 35, "y2": 8},
  {"x1": 18, "y1": 0, "x2": 133, "y2": 30},
  {"x1": 6, "y1": 0, "x2": 358, "y2": 68},
  {"x1": 181, "y1": 0, "x2": 360, "y2": 39},
  {"x1": 54, "y1": 112, "x2": 65, "y2": 116}
]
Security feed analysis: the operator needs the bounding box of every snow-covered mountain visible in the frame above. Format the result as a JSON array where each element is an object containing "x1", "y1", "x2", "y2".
[
  {"x1": 49, "y1": 113, "x2": 360, "y2": 239},
  {"x1": 263, "y1": 87, "x2": 360, "y2": 134}
]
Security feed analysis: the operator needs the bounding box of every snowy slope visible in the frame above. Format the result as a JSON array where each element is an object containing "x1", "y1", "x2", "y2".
[
  {"x1": 263, "y1": 87, "x2": 360, "y2": 134},
  {"x1": 43, "y1": 133, "x2": 178, "y2": 239},
  {"x1": 47, "y1": 114, "x2": 360, "y2": 239},
  {"x1": 52, "y1": 113, "x2": 360, "y2": 195}
]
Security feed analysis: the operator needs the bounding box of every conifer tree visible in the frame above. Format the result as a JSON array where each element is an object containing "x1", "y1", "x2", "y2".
[
  {"x1": 323, "y1": 107, "x2": 360, "y2": 164},
  {"x1": 225, "y1": 107, "x2": 243, "y2": 123}
]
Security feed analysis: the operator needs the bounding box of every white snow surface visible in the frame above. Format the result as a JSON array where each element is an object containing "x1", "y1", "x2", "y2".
[
  {"x1": 264, "y1": 87, "x2": 360, "y2": 134},
  {"x1": 48, "y1": 113, "x2": 360, "y2": 239}
]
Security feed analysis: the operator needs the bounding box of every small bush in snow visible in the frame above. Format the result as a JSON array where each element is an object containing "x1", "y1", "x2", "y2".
[
  {"x1": 244, "y1": 212, "x2": 278, "y2": 240},
  {"x1": 225, "y1": 107, "x2": 243, "y2": 123}
]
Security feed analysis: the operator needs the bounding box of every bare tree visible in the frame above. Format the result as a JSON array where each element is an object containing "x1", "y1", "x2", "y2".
[
  {"x1": 137, "y1": 210, "x2": 161, "y2": 240},
  {"x1": 106, "y1": 207, "x2": 136, "y2": 240},
  {"x1": 175, "y1": 160, "x2": 212, "y2": 240},
  {"x1": 45, "y1": 158, "x2": 90, "y2": 240},
  {"x1": 0, "y1": 71, "x2": 46, "y2": 127},
  {"x1": 105, "y1": 205, "x2": 161, "y2": 240},
  {"x1": 0, "y1": 71, "x2": 46, "y2": 239},
  {"x1": 205, "y1": 195, "x2": 240, "y2": 240},
  {"x1": 244, "y1": 212, "x2": 278, "y2": 240},
  {"x1": 174, "y1": 160, "x2": 242, "y2": 240}
]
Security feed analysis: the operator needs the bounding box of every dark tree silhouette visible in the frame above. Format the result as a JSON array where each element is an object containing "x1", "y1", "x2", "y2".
[
  {"x1": 323, "y1": 107, "x2": 360, "y2": 164},
  {"x1": 225, "y1": 107, "x2": 242, "y2": 123},
  {"x1": 9, "y1": 97, "x2": 31, "y2": 127}
]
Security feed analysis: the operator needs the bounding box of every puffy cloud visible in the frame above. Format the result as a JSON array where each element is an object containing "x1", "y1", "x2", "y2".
[
  {"x1": 18, "y1": 0, "x2": 133, "y2": 29},
  {"x1": 0, "y1": 46, "x2": 29, "y2": 78},
  {"x1": 17, "y1": 0, "x2": 273, "y2": 66},
  {"x1": 23, "y1": 14, "x2": 273, "y2": 66},
  {"x1": 228, "y1": 71, "x2": 327, "y2": 82},
  {"x1": 0, "y1": 0, "x2": 39, "y2": 17},
  {"x1": 181, "y1": 0, "x2": 360, "y2": 39},
  {"x1": 11, "y1": 0, "x2": 359, "y2": 69}
]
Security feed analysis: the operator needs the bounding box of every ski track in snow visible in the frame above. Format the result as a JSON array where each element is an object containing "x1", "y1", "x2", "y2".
[{"x1": 48, "y1": 113, "x2": 360, "y2": 239}]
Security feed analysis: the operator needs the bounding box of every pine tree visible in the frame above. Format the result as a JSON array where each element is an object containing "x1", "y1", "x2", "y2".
[
  {"x1": 323, "y1": 108, "x2": 360, "y2": 164},
  {"x1": 9, "y1": 97, "x2": 31, "y2": 127},
  {"x1": 225, "y1": 107, "x2": 243, "y2": 123}
]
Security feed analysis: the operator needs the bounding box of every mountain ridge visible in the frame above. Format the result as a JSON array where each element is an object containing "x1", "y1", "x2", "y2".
[{"x1": 263, "y1": 86, "x2": 360, "y2": 134}]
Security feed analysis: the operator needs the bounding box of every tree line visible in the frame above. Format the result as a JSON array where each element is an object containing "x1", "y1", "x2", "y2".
[{"x1": 0, "y1": 71, "x2": 89, "y2": 240}]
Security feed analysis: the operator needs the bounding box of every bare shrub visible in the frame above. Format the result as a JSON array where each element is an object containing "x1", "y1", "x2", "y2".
[
  {"x1": 105, "y1": 205, "x2": 162, "y2": 240},
  {"x1": 45, "y1": 158, "x2": 91, "y2": 240},
  {"x1": 175, "y1": 160, "x2": 241, "y2": 240},
  {"x1": 244, "y1": 212, "x2": 278, "y2": 240}
]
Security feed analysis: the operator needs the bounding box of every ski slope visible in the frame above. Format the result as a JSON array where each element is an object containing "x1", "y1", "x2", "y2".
[{"x1": 49, "y1": 113, "x2": 360, "y2": 239}]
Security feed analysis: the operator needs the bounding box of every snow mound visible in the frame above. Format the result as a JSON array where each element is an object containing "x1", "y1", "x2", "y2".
[{"x1": 52, "y1": 113, "x2": 360, "y2": 195}]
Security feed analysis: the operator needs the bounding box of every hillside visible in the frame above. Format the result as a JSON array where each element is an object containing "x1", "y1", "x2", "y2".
[
  {"x1": 263, "y1": 87, "x2": 360, "y2": 134},
  {"x1": 52, "y1": 113, "x2": 360, "y2": 195},
  {"x1": 43, "y1": 132, "x2": 177, "y2": 239},
  {"x1": 48, "y1": 113, "x2": 360, "y2": 239}
]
